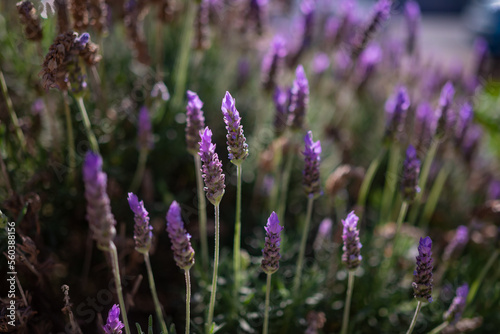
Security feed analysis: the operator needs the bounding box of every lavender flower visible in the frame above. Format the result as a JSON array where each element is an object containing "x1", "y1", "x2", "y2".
[
  {"x1": 444, "y1": 284, "x2": 469, "y2": 324},
  {"x1": 246, "y1": 0, "x2": 268, "y2": 35},
  {"x1": 288, "y1": 65, "x2": 310, "y2": 130},
  {"x1": 312, "y1": 53, "x2": 330, "y2": 75},
  {"x1": 356, "y1": 42, "x2": 382, "y2": 85},
  {"x1": 185, "y1": 90, "x2": 206, "y2": 155},
  {"x1": 473, "y1": 37, "x2": 489, "y2": 77},
  {"x1": 221, "y1": 92, "x2": 249, "y2": 164},
  {"x1": 137, "y1": 107, "x2": 154, "y2": 151},
  {"x1": 288, "y1": 0, "x2": 315, "y2": 66},
  {"x1": 313, "y1": 218, "x2": 333, "y2": 252},
  {"x1": 435, "y1": 81, "x2": 455, "y2": 138},
  {"x1": 443, "y1": 226, "x2": 469, "y2": 262},
  {"x1": 127, "y1": 192, "x2": 153, "y2": 254},
  {"x1": 261, "y1": 211, "x2": 283, "y2": 274},
  {"x1": 166, "y1": 201, "x2": 195, "y2": 270},
  {"x1": 401, "y1": 145, "x2": 421, "y2": 201},
  {"x1": 414, "y1": 102, "x2": 433, "y2": 151},
  {"x1": 412, "y1": 236, "x2": 433, "y2": 303},
  {"x1": 83, "y1": 152, "x2": 116, "y2": 250},
  {"x1": 103, "y1": 304, "x2": 125, "y2": 334},
  {"x1": 342, "y1": 211, "x2": 362, "y2": 270},
  {"x1": 488, "y1": 179, "x2": 500, "y2": 200},
  {"x1": 273, "y1": 86, "x2": 290, "y2": 135},
  {"x1": 303, "y1": 131, "x2": 322, "y2": 198},
  {"x1": 199, "y1": 127, "x2": 225, "y2": 205},
  {"x1": 454, "y1": 102, "x2": 473, "y2": 147},
  {"x1": 261, "y1": 35, "x2": 287, "y2": 92},
  {"x1": 461, "y1": 124, "x2": 482, "y2": 164},
  {"x1": 384, "y1": 85, "x2": 410, "y2": 141},
  {"x1": 17, "y1": 1, "x2": 43, "y2": 41},
  {"x1": 404, "y1": 1, "x2": 420, "y2": 54},
  {"x1": 151, "y1": 81, "x2": 170, "y2": 101}
]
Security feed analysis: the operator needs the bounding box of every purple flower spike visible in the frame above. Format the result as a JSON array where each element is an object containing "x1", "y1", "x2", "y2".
[
  {"x1": 356, "y1": 42, "x2": 382, "y2": 84},
  {"x1": 461, "y1": 124, "x2": 482, "y2": 164},
  {"x1": 412, "y1": 236, "x2": 433, "y2": 303},
  {"x1": 103, "y1": 304, "x2": 125, "y2": 334},
  {"x1": 342, "y1": 211, "x2": 362, "y2": 270},
  {"x1": 261, "y1": 35, "x2": 287, "y2": 91},
  {"x1": 404, "y1": 1, "x2": 420, "y2": 54},
  {"x1": 83, "y1": 152, "x2": 116, "y2": 250},
  {"x1": 313, "y1": 218, "x2": 333, "y2": 252},
  {"x1": 385, "y1": 85, "x2": 410, "y2": 141},
  {"x1": 473, "y1": 37, "x2": 488, "y2": 76},
  {"x1": 488, "y1": 179, "x2": 500, "y2": 200},
  {"x1": 435, "y1": 81, "x2": 455, "y2": 138},
  {"x1": 186, "y1": 90, "x2": 206, "y2": 155},
  {"x1": 166, "y1": 201, "x2": 195, "y2": 270},
  {"x1": 454, "y1": 102, "x2": 473, "y2": 146},
  {"x1": 199, "y1": 127, "x2": 225, "y2": 205},
  {"x1": 303, "y1": 131, "x2": 322, "y2": 198},
  {"x1": 312, "y1": 52, "x2": 330, "y2": 75},
  {"x1": 401, "y1": 145, "x2": 421, "y2": 201},
  {"x1": 444, "y1": 284, "x2": 469, "y2": 324},
  {"x1": 443, "y1": 225, "x2": 469, "y2": 262},
  {"x1": 288, "y1": 65, "x2": 310, "y2": 130},
  {"x1": 127, "y1": 192, "x2": 153, "y2": 254},
  {"x1": 273, "y1": 86, "x2": 291, "y2": 135},
  {"x1": 414, "y1": 102, "x2": 434, "y2": 150},
  {"x1": 221, "y1": 91, "x2": 249, "y2": 164},
  {"x1": 261, "y1": 212, "x2": 283, "y2": 274},
  {"x1": 138, "y1": 106, "x2": 154, "y2": 151}
]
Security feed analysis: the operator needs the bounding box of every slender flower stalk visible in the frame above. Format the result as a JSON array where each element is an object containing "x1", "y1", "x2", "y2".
[
  {"x1": 130, "y1": 107, "x2": 154, "y2": 192},
  {"x1": 198, "y1": 127, "x2": 225, "y2": 332},
  {"x1": 166, "y1": 201, "x2": 195, "y2": 334},
  {"x1": 103, "y1": 304, "x2": 125, "y2": 334},
  {"x1": 0, "y1": 69, "x2": 27, "y2": 152},
  {"x1": 62, "y1": 91, "x2": 77, "y2": 180},
  {"x1": 261, "y1": 212, "x2": 283, "y2": 334},
  {"x1": 76, "y1": 97, "x2": 99, "y2": 153},
  {"x1": 340, "y1": 211, "x2": 362, "y2": 334},
  {"x1": 419, "y1": 163, "x2": 451, "y2": 229},
  {"x1": 467, "y1": 249, "x2": 500, "y2": 305},
  {"x1": 356, "y1": 148, "x2": 387, "y2": 220},
  {"x1": 406, "y1": 301, "x2": 423, "y2": 334},
  {"x1": 83, "y1": 153, "x2": 130, "y2": 334}
]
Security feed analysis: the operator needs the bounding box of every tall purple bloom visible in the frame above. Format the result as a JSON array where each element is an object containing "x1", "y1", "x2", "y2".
[
  {"x1": 412, "y1": 236, "x2": 433, "y2": 303},
  {"x1": 384, "y1": 85, "x2": 410, "y2": 141},
  {"x1": 261, "y1": 212, "x2": 283, "y2": 274},
  {"x1": 444, "y1": 284, "x2": 469, "y2": 324},
  {"x1": 454, "y1": 102, "x2": 473, "y2": 147},
  {"x1": 356, "y1": 42, "x2": 382, "y2": 86},
  {"x1": 404, "y1": 1, "x2": 420, "y2": 54},
  {"x1": 414, "y1": 102, "x2": 434, "y2": 151},
  {"x1": 401, "y1": 145, "x2": 421, "y2": 201},
  {"x1": 221, "y1": 92, "x2": 249, "y2": 164},
  {"x1": 199, "y1": 127, "x2": 225, "y2": 205},
  {"x1": 443, "y1": 226, "x2": 469, "y2": 262},
  {"x1": 137, "y1": 106, "x2": 154, "y2": 151},
  {"x1": 186, "y1": 90, "x2": 206, "y2": 155},
  {"x1": 166, "y1": 201, "x2": 195, "y2": 270},
  {"x1": 461, "y1": 124, "x2": 482, "y2": 164},
  {"x1": 261, "y1": 35, "x2": 287, "y2": 92},
  {"x1": 312, "y1": 52, "x2": 330, "y2": 75},
  {"x1": 303, "y1": 131, "x2": 322, "y2": 198},
  {"x1": 83, "y1": 152, "x2": 116, "y2": 250},
  {"x1": 342, "y1": 211, "x2": 362, "y2": 270},
  {"x1": 102, "y1": 304, "x2": 125, "y2": 334},
  {"x1": 488, "y1": 179, "x2": 500, "y2": 200},
  {"x1": 288, "y1": 0, "x2": 315, "y2": 67},
  {"x1": 273, "y1": 86, "x2": 290, "y2": 135},
  {"x1": 434, "y1": 81, "x2": 455, "y2": 138},
  {"x1": 473, "y1": 37, "x2": 489, "y2": 77},
  {"x1": 127, "y1": 192, "x2": 153, "y2": 254},
  {"x1": 288, "y1": 65, "x2": 310, "y2": 130}
]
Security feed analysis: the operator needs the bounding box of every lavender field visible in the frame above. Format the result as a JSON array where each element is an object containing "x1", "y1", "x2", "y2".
[{"x1": 1, "y1": 0, "x2": 500, "y2": 333}]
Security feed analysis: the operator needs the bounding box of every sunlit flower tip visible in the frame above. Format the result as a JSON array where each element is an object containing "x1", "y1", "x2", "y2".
[
  {"x1": 127, "y1": 192, "x2": 153, "y2": 254},
  {"x1": 288, "y1": 65, "x2": 310, "y2": 130},
  {"x1": 401, "y1": 145, "x2": 421, "y2": 201},
  {"x1": 151, "y1": 81, "x2": 170, "y2": 101},
  {"x1": 412, "y1": 236, "x2": 433, "y2": 303},
  {"x1": 198, "y1": 127, "x2": 225, "y2": 205},
  {"x1": 83, "y1": 152, "x2": 116, "y2": 250},
  {"x1": 439, "y1": 81, "x2": 455, "y2": 108},
  {"x1": 341, "y1": 211, "x2": 362, "y2": 270},
  {"x1": 444, "y1": 284, "x2": 469, "y2": 324},
  {"x1": 261, "y1": 212, "x2": 283, "y2": 274},
  {"x1": 185, "y1": 90, "x2": 206, "y2": 154},
  {"x1": 166, "y1": 201, "x2": 195, "y2": 270},
  {"x1": 303, "y1": 131, "x2": 322, "y2": 198},
  {"x1": 221, "y1": 91, "x2": 248, "y2": 164},
  {"x1": 137, "y1": 106, "x2": 154, "y2": 151},
  {"x1": 103, "y1": 304, "x2": 125, "y2": 334}
]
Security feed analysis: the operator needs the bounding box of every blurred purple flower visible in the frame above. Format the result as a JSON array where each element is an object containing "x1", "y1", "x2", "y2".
[
  {"x1": 444, "y1": 284, "x2": 469, "y2": 324},
  {"x1": 185, "y1": 90, "x2": 206, "y2": 155},
  {"x1": 103, "y1": 304, "x2": 124, "y2": 334},
  {"x1": 414, "y1": 101, "x2": 433, "y2": 150},
  {"x1": 31, "y1": 98, "x2": 44, "y2": 115},
  {"x1": 356, "y1": 42, "x2": 382, "y2": 84},
  {"x1": 443, "y1": 225, "x2": 469, "y2": 262},
  {"x1": 151, "y1": 81, "x2": 170, "y2": 101},
  {"x1": 404, "y1": 0, "x2": 420, "y2": 54},
  {"x1": 303, "y1": 131, "x2": 322, "y2": 198},
  {"x1": 454, "y1": 102, "x2": 473, "y2": 147},
  {"x1": 473, "y1": 37, "x2": 489, "y2": 77},
  {"x1": 312, "y1": 52, "x2": 330, "y2": 75},
  {"x1": 273, "y1": 86, "x2": 290, "y2": 135},
  {"x1": 488, "y1": 179, "x2": 500, "y2": 200},
  {"x1": 384, "y1": 85, "x2": 410, "y2": 141},
  {"x1": 313, "y1": 218, "x2": 333, "y2": 252},
  {"x1": 137, "y1": 106, "x2": 154, "y2": 151},
  {"x1": 127, "y1": 192, "x2": 153, "y2": 254},
  {"x1": 221, "y1": 91, "x2": 248, "y2": 164},
  {"x1": 261, "y1": 211, "x2": 283, "y2": 274},
  {"x1": 199, "y1": 127, "x2": 225, "y2": 205},
  {"x1": 288, "y1": 65, "x2": 310, "y2": 130},
  {"x1": 342, "y1": 211, "x2": 362, "y2": 270},
  {"x1": 435, "y1": 81, "x2": 455, "y2": 138},
  {"x1": 401, "y1": 145, "x2": 421, "y2": 201},
  {"x1": 262, "y1": 35, "x2": 287, "y2": 92},
  {"x1": 166, "y1": 201, "x2": 195, "y2": 270},
  {"x1": 461, "y1": 124, "x2": 481, "y2": 164},
  {"x1": 412, "y1": 236, "x2": 433, "y2": 303}
]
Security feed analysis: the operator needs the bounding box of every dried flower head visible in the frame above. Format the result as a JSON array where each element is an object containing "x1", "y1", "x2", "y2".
[
  {"x1": 288, "y1": 65, "x2": 310, "y2": 130},
  {"x1": 17, "y1": 1, "x2": 43, "y2": 41},
  {"x1": 102, "y1": 304, "x2": 125, "y2": 334},
  {"x1": 444, "y1": 284, "x2": 469, "y2": 324},
  {"x1": 412, "y1": 236, "x2": 433, "y2": 303},
  {"x1": 88, "y1": 0, "x2": 108, "y2": 34},
  {"x1": 342, "y1": 211, "x2": 362, "y2": 270},
  {"x1": 401, "y1": 145, "x2": 421, "y2": 201},
  {"x1": 303, "y1": 131, "x2": 322, "y2": 198},
  {"x1": 124, "y1": 0, "x2": 150, "y2": 65},
  {"x1": 127, "y1": 192, "x2": 153, "y2": 254},
  {"x1": 166, "y1": 201, "x2": 195, "y2": 270},
  {"x1": 222, "y1": 91, "x2": 249, "y2": 165},
  {"x1": 199, "y1": 127, "x2": 225, "y2": 205},
  {"x1": 261, "y1": 212, "x2": 283, "y2": 274},
  {"x1": 70, "y1": 0, "x2": 89, "y2": 31},
  {"x1": 194, "y1": 0, "x2": 210, "y2": 50},
  {"x1": 55, "y1": 0, "x2": 70, "y2": 35}
]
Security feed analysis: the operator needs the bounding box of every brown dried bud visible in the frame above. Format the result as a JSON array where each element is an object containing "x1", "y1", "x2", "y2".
[
  {"x1": 325, "y1": 164, "x2": 365, "y2": 197},
  {"x1": 80, "y1": 41, "x2": 102, "y2": 66},
  {"x1": 55, "y1": 0, "x2": 71, "y2": 34},
  {"x1": 40, "y1": 32, "x2": 78, "y2": 90},
  {"x1": 305, "y1": 311, "x2": 326, "y2": 334},
  {"x1": 70, "y1": 0, "x2": 89, "y2": 31},
  {"x1": 194, "y1": 0, "x2": 210, "y2": 51},
  {"x1": 124, "y1": 0, "x2": 151, "y2": 65},
  {"x1": 88, "y1": 0, "x2": 108, "y2": 34},
  {"x1": 17, "y1": 1, "x2": 43, "y2": 41}
]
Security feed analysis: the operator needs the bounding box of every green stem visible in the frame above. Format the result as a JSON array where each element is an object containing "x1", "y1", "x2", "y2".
[
  {"x1": 130, "y1": 148, "x2": 149, "y2": 192},
  {"x1": 408, "y1": 140, "x2": 439, "y2": 224},
  {"x1": 109, "y1": 242, "x2": 131, "y2": 334},
  {"x1": 428, "y1": 321, "x2": 450, "y2": 334},
  {"x1": 233, "y1": 163, "x2": 242, "y2": 301},
  {"x1": 380, "y1": 143, "x2": 400, "y2": 222},
  {"x1": 62, "y1": 91, "x2": 76, "y2": 180},
  {"x1": 144, "y1": 253, "x2": 168, "y2": 334},
  {"x1": 76, "y1": 97, "x2": 99, "y2": 153},
  {"x1": 194, "y1": 155, "x2": 209, "y2": 269},
  {"x1": 185, "y1": 269, "x2": 192, "y2": 334},
  {"x1": 419, "y1": 163, "x2": 451, "y2": 229},
  {"x1": 356, "y1": 148, "x2": 386, "y2": 212},
  {"x1": 395, "y1": 201, "x2": 409, "y2": 238},
  {"x1": 406, "y1": 301, "x2": 422, "y2": 334},
  {"x1": 340, "y1": 271, "x2": 355, "y2": 334},
  {"x1": 206, "y1": 203, "x2": 220, "y2": 333},
  {"x1": 155, "y1": 19, "x2": 164, "y2": 82},
  {"x1": 0, "y1": 69, "x2": 26, "y2": 152},
  {"x1": 263, "y1": 273, "x2": 272, "y2": 334},
  {"x1": 293, "y1": 196, "x2": 314, "y2": 294},
  {"x1": 278, "y1": 134, "x2": 295, "y2": 222},
  {"x1": 467, "y1": 249, "x2": 500, "y2": 304}
]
